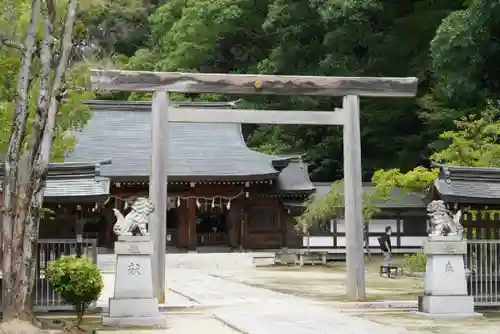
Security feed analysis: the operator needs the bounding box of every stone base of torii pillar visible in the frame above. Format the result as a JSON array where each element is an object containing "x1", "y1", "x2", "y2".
[{"x1": 102, "y1": 236, "x2": 166, "y2": 327}]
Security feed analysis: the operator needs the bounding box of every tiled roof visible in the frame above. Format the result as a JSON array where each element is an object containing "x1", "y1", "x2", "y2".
[
  {"x1": 0, "y1": 162, "x2": 110, "y2": 201},
  {"x1": 43, "y1": 177, "x2": 110, "y2": 201},
  {"x1": 65, "y1": 100, "x2": 289, "y2": 181},
  {"x1": 313, "y1": 182, "x2": 425, "y2": 208},
  {"x1": 276, "y1": 158, "x2": 315, "y2": 193},
  {"x1": 431, "y1": 165, "x2": 500, "y2": 204}
]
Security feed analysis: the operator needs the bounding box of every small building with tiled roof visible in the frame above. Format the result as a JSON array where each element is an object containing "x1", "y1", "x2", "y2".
[
  {"x1": 428, "y1": 164, "x2": 500, "y2": 240},
  {"x1": 0, "y1": 162, "x2": 111, "y2": 241},
  {"x1": 0, "y1": 161, "x2": 110, "y2": 202},
  {"x1": 296, "y1": 182, "x2": 428, "y2": 251},
  {"x1": 429, "y1": 164, "x2": 500, "y2": 206},
  {"x1": 63, "y1": 100, "x2": 315, "y2": 250}
]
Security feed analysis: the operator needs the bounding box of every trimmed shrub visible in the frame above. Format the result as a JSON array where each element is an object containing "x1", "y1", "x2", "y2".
[
  {"x1": 46, "y1": 256, "x2": 103, "y2": 327},
  {"x1": 402, "y1": 252, "x2": 427, "y2": 273}
]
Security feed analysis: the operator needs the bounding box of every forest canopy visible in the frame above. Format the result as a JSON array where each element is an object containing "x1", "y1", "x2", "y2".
[
  {"x1": 3, "y1": 0, "x2": 497, "y2": 181},
  {"x1": 74, "y1": 0, "x2": 499, "y2": 183}
]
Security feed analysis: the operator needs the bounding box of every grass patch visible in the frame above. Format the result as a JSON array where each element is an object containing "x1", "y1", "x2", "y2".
[
  {"x1": 481, "y1": 311, "x2": 500, "y2": 319},
  {"x1": 40, "y1": 316, "x2": 102, "y2": 332},
  {"x1": 40, "y1": 316, "x2": 169, "y2": 333},
  {"x1": 248, "y1": 255, "x2": 424, "y2": 302}
]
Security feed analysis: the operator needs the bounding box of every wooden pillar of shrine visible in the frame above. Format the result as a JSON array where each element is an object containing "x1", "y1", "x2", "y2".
[
  {"x1": 281, "y1": 207, "x2": 288, "y2": 248},
  {"x1": 187, "y1": 198, "x2": 197, "y2": 250},
  {"x1": 239, "y1": 185, "x2": 251, "y2": 250},
  {"x1": 176, "y1": 200, "x2": 188, "y2": 248},
  {"x1": 240, "y1": 211, "x2": 247, "y2": 250},
  {"x1": 176, "y1": 198, "x2": 197, "y2": 249},
  {"x1": 102, "y1": 207, "x2": 116, "y2": 249},
  {"x1": 227, "y1": 200, "x2": 242, "y2": 248}
]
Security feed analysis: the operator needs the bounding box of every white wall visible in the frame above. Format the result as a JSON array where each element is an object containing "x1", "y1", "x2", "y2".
[
  {"x1": 336, "y1": 236, "x2": 397, "y2": 247},
  {"x1": 302, "y1": 236, "x2": 426, "y2": 248},
  {"x1": 399, "y1": 236, "x2": 426, "y2": 247},
  {"x1": 336, "y1": 218, "x2": 400, "y2": 233},
  {"x1": 303, "y1": 217, "x2": 428, "y2": 249},
  {"x1": 303, "y1": 236, "x2": 334, "y2": 247}
]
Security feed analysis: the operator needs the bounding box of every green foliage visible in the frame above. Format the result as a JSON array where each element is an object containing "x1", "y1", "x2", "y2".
[
  {"x1": 0, "y1": 0, "x2": 97, "y2": 159},
  {"x1": 372, "y1": 167, "x2": 439, "y2": 194},
  {"x1": 146, "y1": 0, "x2": 270, "y2": 73},
  {"x1": 430, "y1": 0, "x2": 500, "y2": 105},
  {"x1": 431, "y1": 102, "x2": 500, "y2": 167},
  {"x1": 77, "y1": 0, "x2": 152, "y2": 57},
  {"x1": 297, "y1": 180, "x2": 386, "y2": 229},
  {"x1": 69, "y1": 0, "x2": 500, "y2": 184},
  {"x1": 0, "y1": 64, "x2": 94, "y2": 159},
  {"x1": 372, "y1": 102, "x2": 500, "y2": 194},
  {"x1": 46, "y1": 256, "x2": 103, "y2": 326},
  {"x1": 113, "y1": 0, "x2": 469, "y2": 181},
  {"x1": 402, "y1": 252, "x2": 427, "y2": 273}
]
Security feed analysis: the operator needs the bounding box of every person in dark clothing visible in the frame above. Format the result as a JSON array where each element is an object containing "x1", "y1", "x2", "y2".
[{"x1": 378, "y1": 226, "x2": 392, "y2": 275}]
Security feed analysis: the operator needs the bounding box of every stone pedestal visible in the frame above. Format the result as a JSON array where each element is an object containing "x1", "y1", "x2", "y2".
[
  {"x1": 417, "y1": 236, "x2": 480, "y2": 318},
  {"x1": 102, "y1": 236, "x2": 166, "y2": 327}
]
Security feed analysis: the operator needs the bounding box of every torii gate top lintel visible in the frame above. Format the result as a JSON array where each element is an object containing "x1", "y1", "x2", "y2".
[{"x1": 90, "y1": 69, "x2": 418, "y2": 98}]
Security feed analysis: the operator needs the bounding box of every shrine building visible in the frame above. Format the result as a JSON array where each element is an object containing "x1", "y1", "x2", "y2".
[
  {"x1": 58, "y1": 100, "x2": 315, "y2": 250},
  {"x1": 22, "y1": 100, "x2": 437, "y2": 252}
]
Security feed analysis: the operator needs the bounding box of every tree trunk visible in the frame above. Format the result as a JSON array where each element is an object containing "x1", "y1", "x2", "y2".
[
  {"x1": 25, "y1": 0, "x2": 79, "y2": 307},
  {"x1": 1, "y1": 0, "x2": 79, "y2": 322},
  {"x1": 23, "y1": 10, "x2": 54, "y2": 313},
  {"x1": 1, "y1": 0, "x2": 41, "y2": 321},
  {"x1": 2, "y1": 154, "x2": 39, "y2": 321}
]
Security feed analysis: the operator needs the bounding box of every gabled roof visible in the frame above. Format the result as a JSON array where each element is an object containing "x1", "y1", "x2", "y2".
[
  {"x1": 65, "y1": 100, "x2": 290, "y2": 182},
  {"x1": 313, "y1": 182, "x2": 425, "y2": 209},
  {"x1": 63, "y1": 101, "x2": 315, "y2": 193},
  {"x1": 431, "y1": 165, "x2": 500, "y2": 204},
  {"x1": 276, "y1": 158, "x2": 315, "y2": 194},
  {"x1": 0, "y1": 162, "x2": 110, "y2": 202}
]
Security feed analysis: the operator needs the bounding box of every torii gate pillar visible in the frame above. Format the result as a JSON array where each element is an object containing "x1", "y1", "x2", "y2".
[{"x1": 149, "y1": 91, "x2": 168, "y2": 303}]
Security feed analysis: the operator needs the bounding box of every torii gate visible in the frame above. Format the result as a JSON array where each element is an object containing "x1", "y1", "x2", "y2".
[{"x1": 90, "y1": 70, "x2": 418, "y2": 302}]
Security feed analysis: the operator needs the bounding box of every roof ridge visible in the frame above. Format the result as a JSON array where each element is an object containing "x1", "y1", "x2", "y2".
[
  {"x1": 439, "y1": 165, "x2": 500, "y2": 182},
  {"x1": 0, "y1": 161, "x2": 111, "y2": 179}
]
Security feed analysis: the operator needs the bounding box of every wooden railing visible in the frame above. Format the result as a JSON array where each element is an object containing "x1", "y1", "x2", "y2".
[{"x1": 197, "y1": 232, "x2": 228, "y2": 246}]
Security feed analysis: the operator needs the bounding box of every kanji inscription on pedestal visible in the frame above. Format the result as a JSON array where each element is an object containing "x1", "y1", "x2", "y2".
[
  {"x1": 128, "y1": 262, "x2": 141, "y2": 275},
  {"x1": 445, "y1": 260, "x2": 455, "y2": 274}
]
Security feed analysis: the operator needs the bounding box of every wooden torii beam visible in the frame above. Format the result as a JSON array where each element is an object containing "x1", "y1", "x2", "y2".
[
  {"x1": 90, "y1": 69, "x2": 418, "y2": 302},
  {"x1": 91, "y1": 70, "x2": 417, "y2": 97},
  {"x1": 163, "y1": 107, "x2": 344, "y2": 125}
]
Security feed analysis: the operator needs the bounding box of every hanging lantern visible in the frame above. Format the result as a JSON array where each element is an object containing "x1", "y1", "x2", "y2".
[
  {"x1": 196, "y1": 199, "x2": 201, "y2": 208},
  {"x1": 226, "y1": 199, "x2": 231, "y2": 210},
  {"x1": 211, "y1": 198, "x2": 215, "y2": 208},
  {"x1": 177, "y1": 197, "x2": 181, "y2": 207}
]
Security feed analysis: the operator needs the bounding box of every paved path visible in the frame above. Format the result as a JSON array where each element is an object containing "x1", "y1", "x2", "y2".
[
  {"x1": 98, "y1": 273, "x2": 197, "y2": 310},
  {"x1": 167, "y1": 269, "x2": 413, "y2": 334},
  {"x1": 95, "y1": 313, "x2": 238, "y2": 334},
  {"x1": 97, "y1": 253, "x2": 416, "y2": 333},
  {"x1": 98, "y1": 252, "x2": 273, "y2": 272}
]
